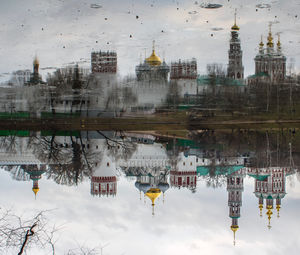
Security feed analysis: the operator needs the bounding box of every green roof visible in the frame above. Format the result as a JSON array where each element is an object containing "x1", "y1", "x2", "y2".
[
  {"x1": 197, "y1": 165, "x2": 244, "y2": 176},
  {"x1": 248, "y1": 72, "x2": 269, "y2": 79},
  {"x1": 0, "y1": 130, "x2": 30, "y2": 137},
  {"x1": 248, "y1": 174, "x2": 269, "y2": 181},
  {"x1": 197, "y1": 75, "x2": 245, "y2": 86},
  {"x1": 0, "y1": 111, "x2": 30, "y2": 119}
]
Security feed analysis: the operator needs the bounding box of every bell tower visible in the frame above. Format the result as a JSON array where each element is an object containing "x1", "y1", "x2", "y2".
[{"x1": 227, "y1": 9, "x2": 244, "y2": 80}]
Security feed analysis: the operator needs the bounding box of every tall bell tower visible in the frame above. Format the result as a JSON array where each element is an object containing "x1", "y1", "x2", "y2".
[{"x1": 227, "y1": 9, "x2": 244, "y2": 80}]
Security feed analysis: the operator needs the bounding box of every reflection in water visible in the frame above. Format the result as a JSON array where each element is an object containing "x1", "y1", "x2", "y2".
[{"x1": 0, "y1": 130, "x2": 298, "y2": 245}]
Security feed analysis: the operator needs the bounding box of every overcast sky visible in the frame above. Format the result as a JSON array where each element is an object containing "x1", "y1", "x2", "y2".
[
  {"x1": 0, "y1": 0, "x2": 300, "y2": 80},
  {"x1": 1, "y1": 168, "x2": 300, "y2": 255}
]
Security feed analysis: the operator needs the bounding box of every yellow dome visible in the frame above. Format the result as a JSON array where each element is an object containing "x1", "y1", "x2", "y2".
[
  {"x1": 32, "y1": 187, "x2": 39, "y2": 195},
  {"x1": 266, "y1": 206, "x2": 273, "y2": 229},
  {"x1": 259, "y1": 203, "x2": 263, "y2": 217},
  {"x1": 267, "y1": 23, "x2": 274, "y2": 48},
  {"x1": 145, "y1": 188, "x2": 162, "y2": 205},
  {"x1": 231, "y1": 23, "x2": 240, "y2": 31},
  {"x1": 146, "y1": 50, "x2": 162, "y2": 66},
  {"x1": 259, "y1": 36, "x2": 264, "y2": 48},
  {"x1": 231, "y1": 225, "x2": 239, "y2": 233},
  {"x1": 231, "y1": 9, "x2": 239, "y2": 31},
  {"x1": 231, "y1": 225, "x2": 239, "y2": 246},
  {"x1": 33, "y1": 56, "x2": 39, "y2": 66},
  {"x1": 276, "y1": 204, "x2": 281, "y2": 218}
]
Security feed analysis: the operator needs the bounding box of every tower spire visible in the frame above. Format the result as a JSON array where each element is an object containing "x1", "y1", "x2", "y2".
[
  {"x1": 277, "y1": 33, "x2": 281, "y2": 52},
  {"x1": 266, "y1": 205, "x2": 273, "y2": 229},
  {"x1": 259, "y1": 203, "x2": 263, "y2": 217},
  {"x1": 231, "y1": 9, "x2": 240, "y2": 31},
  {"x1": 259, "y1": 35, "x2": 264, "y2": 54},
  {"x1": 267, "y1": 22, "x2": 274, "y2": 48}
]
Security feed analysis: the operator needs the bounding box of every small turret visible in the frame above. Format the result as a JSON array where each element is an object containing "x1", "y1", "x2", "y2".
[
  {"x1": 267, "y1": 23, "x2": 274, "y2": 49},
  {"x1": 259, "y1": 35, "x2": 264, "y2": 55},
  {"x1": 277, "y1": 34, "x2": 282, "y2": 53},
  {"x1": 231, "y1": 9, "x2": 240, "y2": 31}
]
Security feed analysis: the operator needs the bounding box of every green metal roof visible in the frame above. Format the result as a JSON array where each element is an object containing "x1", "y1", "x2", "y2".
[
  {"x1": 248, "y1": 174, "x2": 269, "y2": 181},
  {"x1": 197, "y1": 75, "x2": 245, "y2": 86},
  {"x1": 197, "y1": 165, "x2": 244, "y2": 176}
]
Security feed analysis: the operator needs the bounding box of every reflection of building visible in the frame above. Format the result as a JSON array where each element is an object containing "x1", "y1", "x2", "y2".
[
  {"x1": 227, "y1": 11, "x2": 244, "y2": 80},
  {"x1": 135, "y1": 41, "x2": 170, "y2": 82},
  {"x1": 91, "y1": 51, "x2": 117, "y2": 73},
  {"x1": 91, "y1": 154, "x2": 117, "y2": 197},
  {"x1": 170, "y1": 153, "x2": 197, "y2": 191},
  {"x1": 23, "y1": 164, "x2": 47, "y2": 197},
  {"x1": 249, "y1": 24, "x2": 286, "y2": 84},
  {"x1": 227, "y1": 168, "x2": 245, "y2": 245},
  {"x1": 135, "y1": 167, "x2": 169, "y2": 215},
  {"x1": 248, "y1": 167, "x2": 292, "y2": 228}
]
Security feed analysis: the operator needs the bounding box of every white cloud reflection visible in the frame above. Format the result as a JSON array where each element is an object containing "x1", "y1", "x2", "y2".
[{"x1": 1, "y1": 169, "x2": 300, "y2": 255}]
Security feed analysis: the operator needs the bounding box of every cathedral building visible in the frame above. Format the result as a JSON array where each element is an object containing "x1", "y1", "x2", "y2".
[
  {"x1": 251, "y1": 24, "x2": 286, "y2": 84},
  {"x1": 227, "y1": 11, "x2": 244, "y2": 80},
  {"x1": 135, "y1": 41, "x2": 170, "y2": 82}
]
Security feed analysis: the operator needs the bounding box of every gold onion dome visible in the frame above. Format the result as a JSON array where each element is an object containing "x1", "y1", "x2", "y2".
[
  {"x1": 267, "y1": 24, "x2": 274, "y2": 47},
  {"x1": 231, "y1": 9, "x2": 240, "y2": 31},
  {"x1": 32, "y1": 187, "x2": 39, "y2": 195},
  {"x1": 276, "y1": 204, "x2": 281, "y2": 218},
  {"x1": 231, "y1": 23, "x2": 240, "y2": 31},
  {"x1": 259, "y1": 35, "x2": 264, "y2": 47},
  {"x1": 277, "y1": 34, "x2": 281, "y2": 48},
  {"x1": 231, "y1": 225, "x2": 239, "y2": 246},
  {"x1": 145, "y1": 188, "x2": 162, "y2": 205},
  {"x1": 259, "y1": 203, "x2": 263, "y2": 217},
  {"x1": 266, "y1": 205, "x2": 273, "y2": 229},
  {"x1": 231, "y1": 225, "x2": 239, "y2": 233},
  {"x1": 33, "y1": 56, "x2": 39, "y2": 66},
  {"x1": 146, "y1": 41, "x2": 162, "y2": 66}
]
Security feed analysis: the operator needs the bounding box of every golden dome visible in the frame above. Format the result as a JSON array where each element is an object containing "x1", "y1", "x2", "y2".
[
  {"x1": 146, "y1": 50, "x2": 162, "y2": 66},
  {"x1": 266, "y1": 206, "x2": 273, "y2": 229},
  {"x1": 231, "y1": 225, "x2": 239, "y2": 246},
  {"x1": 33, "y1": 56, "x2": 39, "y2": 66},
  {"x1": 32, "y1": 187, "x2": 39, "y2": 195},
  {"x1": 259, "y1": 203, "x2": 263, "y2": 217},
  {"x1": 276, "y1": 204, "x2": 281, "y2": 218},
  {"x1": 259, "y1": 35, "x2": 264, "y2": 48},
  {"x1": 231, "y1": 23, "x2": 240, "y2": 31},
  {"x1": 145, "y1": 188, "x2": 162, "y2": 205},
  {"x1": 231, "y1": 225, "x2": 239, "y2": 233},
  {"x1": 267, "y1": 23, "x2": 274, "y2": 48},
  {"x1": 231, "y1": 9, "x2": 240, "y2": 31},
  {"x1": 146, "y1": 40, "x2": 162, "y2": 66}
]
